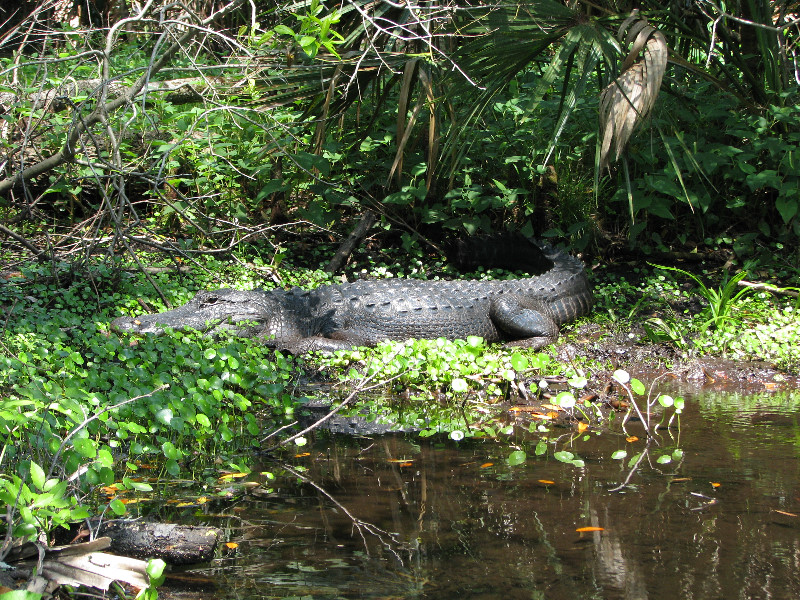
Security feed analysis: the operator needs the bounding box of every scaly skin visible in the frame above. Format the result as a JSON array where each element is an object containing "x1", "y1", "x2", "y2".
[{"x1": 112, "y1": 242, "x2": 593, "y2": 352}]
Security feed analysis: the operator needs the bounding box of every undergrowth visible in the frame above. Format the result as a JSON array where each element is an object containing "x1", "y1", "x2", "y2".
[{"x1": 0, "y1": 244, "x2": 796, "y2": 564}]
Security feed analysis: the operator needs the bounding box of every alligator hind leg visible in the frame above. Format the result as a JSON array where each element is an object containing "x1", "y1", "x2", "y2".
[{"x1": 490, "y1": 296, "x2": 560, "y2": 349}]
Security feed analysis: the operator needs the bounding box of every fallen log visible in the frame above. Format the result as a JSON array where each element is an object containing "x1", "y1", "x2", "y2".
[{"x1": 96, "y1": 520, "x2": 222, "y2": 565}]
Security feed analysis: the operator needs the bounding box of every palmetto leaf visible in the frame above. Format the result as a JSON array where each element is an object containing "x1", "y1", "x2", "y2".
[{"x1": 599, "y1": 11, "x2": 668, "y2": 168}]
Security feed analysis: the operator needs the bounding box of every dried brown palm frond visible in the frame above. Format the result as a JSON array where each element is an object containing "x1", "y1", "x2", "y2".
[{"x1": 599, "y1": 11, "x2": 668, "y2": 168}]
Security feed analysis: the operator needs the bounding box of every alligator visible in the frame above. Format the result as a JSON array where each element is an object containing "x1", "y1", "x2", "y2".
[{"x1": 112, "y1": 241, "x2": 593, "y2": 353}]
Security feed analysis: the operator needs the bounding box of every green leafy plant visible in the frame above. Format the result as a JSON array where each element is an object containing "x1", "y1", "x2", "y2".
[
  {"x1": 654, "y1": 264, "x2": 753, "y2": 330},
  {"x1": 274, "y1": 0, "x2": 345, "y2": 59}
]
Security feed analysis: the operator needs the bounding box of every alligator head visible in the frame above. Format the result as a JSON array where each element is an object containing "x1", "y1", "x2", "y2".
[{"x1": 111, "y1": 289, "x2": 274, "y2": 338}]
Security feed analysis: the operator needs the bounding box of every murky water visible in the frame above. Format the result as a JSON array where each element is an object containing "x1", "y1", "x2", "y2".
[{"x1": 182, "y1": 386, "x2": 800, "y2": 600}]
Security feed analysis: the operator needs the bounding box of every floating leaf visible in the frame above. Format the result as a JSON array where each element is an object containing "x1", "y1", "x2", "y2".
[
  {"x1": 507, "y1": 450, "x2": 527, "y2": 466},
  {"x1": 480, "y1": 463, "x2": 494, "y2": 468},
  {"x1": 711, "y1": 482, "x2": 721, "y2": 488},
  {"x1": 658, "y1": 394, "x2": 674, "y2": 407},
  {"x1": 611, "y1": 450, "x2": 627, "y2": 460},
  {"x1": 219, "y1": 472, "x2": 249, "y2": 481},
  {"x1": 576, "y1": 526, "x2": 605, "y2": 532},
  {"x1": 626, "y1": 436, "x2": 639, "y2": 443},
  {"x1": 630, "y1": 378, "x2": 646, "y2": 395},
  {"x1": 538, "y1": 479, "x2": 555, "y2": 485},
  {"x1": 554, "y1": 450, "x2": 574, "y2": 463}
]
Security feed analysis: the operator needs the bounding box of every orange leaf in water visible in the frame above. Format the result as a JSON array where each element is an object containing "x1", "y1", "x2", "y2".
[
  {"x1": 219, "y1": 472, "x2": 250, "y2": 481},
  {"x1": 711, "y1": 482, "x2": 721, "y2": 488},
  {"x1": 576, "y1": 527, "x2": 604, "y2": 532},
  {"x1": 480, "y1": 463, "x2": 494, "y2": 468},
  {"x1": 398, "y1": 462, "x2": 413, "y2": 467},
  {"x1": 529, "y1": 413, "x2": 554, "y2": 420},
  {"x1": 293, "y1": 453, "x2": 311, "y2": 458},
  {"x1": 387, "y1": 459, "x2": 413, "y2": 463},
  {"x1": 671, "y1": 477, "x2": 692, "y2": 482},
  {"x1": 546, "y1": 412, "x2": 560, "y2": 419},
  {"x1": 626, "y1": 436, "x2": 639, "y2": 443},
  {"x1": 225, "y1": 542, "x2": 239, "y2": 549},
  {"x1": 773, "y1": 510, "x2": 798, "y2": 517},
  {"x1": 576, "y1": 422, "x2": 588, "y2": 432},
  {"x1": 541, "y1": 404, "x2": 564, "y2": 412},
  {"x1": 538, "y1": 480, "x2": 555, "y2": 485}
]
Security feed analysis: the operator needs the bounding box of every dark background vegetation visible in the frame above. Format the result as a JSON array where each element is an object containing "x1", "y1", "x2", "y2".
[
  {"x1": 0, "y1": 0, "x2": 798, "y2": 273},
  {"x1": 0, "y1": 1, "x2": 799, "y2": 582}
]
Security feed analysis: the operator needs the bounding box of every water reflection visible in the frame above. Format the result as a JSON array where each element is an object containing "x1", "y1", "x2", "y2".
[{"x1": 190, "y1": 388, "x2": 800, "y2": 599}]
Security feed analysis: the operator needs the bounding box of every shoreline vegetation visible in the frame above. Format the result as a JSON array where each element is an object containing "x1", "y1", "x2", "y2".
[{"x1": 1, "y1": 0, "x2": 798, "y2": 594}]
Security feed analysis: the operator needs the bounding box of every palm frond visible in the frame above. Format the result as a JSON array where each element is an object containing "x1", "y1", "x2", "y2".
[{"x1": 599, "y1": 11, "x2": 668, "y2": 168}]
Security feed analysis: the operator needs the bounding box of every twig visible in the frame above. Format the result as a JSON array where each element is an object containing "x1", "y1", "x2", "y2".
[
  {"x1": 609, "y1": 443, "x2": 651, "y2": 492},
  {"x1": 737, "y1": 280, "x2": 799, "y2": 298}
]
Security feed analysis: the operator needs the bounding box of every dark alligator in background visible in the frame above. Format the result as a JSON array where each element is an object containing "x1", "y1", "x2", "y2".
[{"x1": 112, "y1": 240, "x2": 593, "y2": 353}]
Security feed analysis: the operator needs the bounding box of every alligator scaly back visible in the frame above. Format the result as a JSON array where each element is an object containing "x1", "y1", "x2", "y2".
[{"x1": 112, "y1": 241, "x2": 593, "y2": 353}]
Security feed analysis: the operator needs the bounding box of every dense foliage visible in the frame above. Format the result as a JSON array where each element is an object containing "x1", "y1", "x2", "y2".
[
  {"x1": 0, "y1": 0, "x2": 797, "y2": 262},
  {"x1": 0, "y1": 0, "x2": 798, "y2": 593}
]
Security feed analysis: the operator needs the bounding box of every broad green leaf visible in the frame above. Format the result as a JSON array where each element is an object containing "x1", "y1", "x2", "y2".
[
  {"x1": 109, "y1": 498, "x2": 127, "y2": 516},
  {"x1": 29, "y1": 461, "x2": 46, "y2": 491},
  {"x1": 535, "y1": 440, "x2": 548, "y2": 456},
  {"x1": 554, "y1": 451, "x2": 574, "y2": 463},
  {"x1": 658, "y1": 394, "x2": 674, "y2": 407},
  {"x1": 73, "y1": 438, "x2": 97, "y2": 458},
  {"x1": 507, "y1": 450, "x2": 527, "y2": 466}
]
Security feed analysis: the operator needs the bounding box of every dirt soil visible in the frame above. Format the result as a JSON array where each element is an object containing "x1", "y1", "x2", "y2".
[{"x1": 554, "y1": 322, "x2": 799, "y2": 393}]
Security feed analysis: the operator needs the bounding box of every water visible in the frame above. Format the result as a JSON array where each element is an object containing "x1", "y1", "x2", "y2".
[{"x1": 180, "y1": 386, "x2": 800, "y2": 600}]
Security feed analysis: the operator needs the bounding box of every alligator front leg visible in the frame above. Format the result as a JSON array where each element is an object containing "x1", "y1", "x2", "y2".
[{"x1": 489, "y1": 296, "x2": 560, "y2": 349}]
